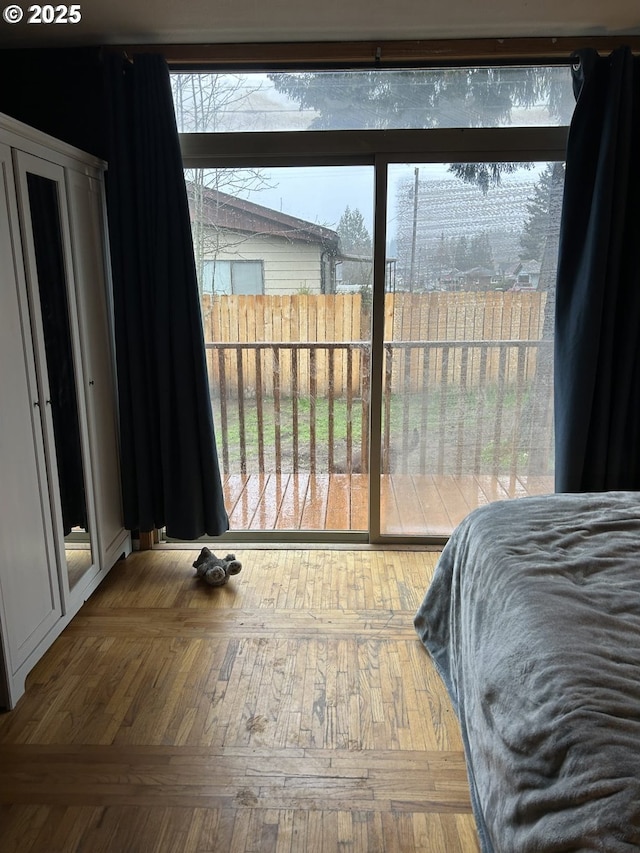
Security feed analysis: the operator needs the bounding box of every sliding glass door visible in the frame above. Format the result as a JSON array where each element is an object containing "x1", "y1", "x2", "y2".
[
  {"x1": 379, "y1": 161, "x2": 562, "y2": 536},
  {"x1": 185, "y1": 155, "x2": 564, "y2": 540}
]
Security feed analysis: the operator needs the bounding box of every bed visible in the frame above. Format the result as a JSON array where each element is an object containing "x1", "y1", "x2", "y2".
[{"x1": 414, "y1": 490, "x2": 640, "y2": 852}]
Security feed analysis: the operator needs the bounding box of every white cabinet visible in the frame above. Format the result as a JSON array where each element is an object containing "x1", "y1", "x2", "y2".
[{"x1": 0, "y1": 115, "x2": 131, "y2": 710}]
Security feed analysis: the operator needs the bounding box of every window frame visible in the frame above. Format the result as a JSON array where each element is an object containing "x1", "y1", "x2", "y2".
[
  {"x1": 227, "y1": 259, "x2": 265, "y2": 295},
  {"x1": 181, "y1": 126, "x2": 568, "y2": 170}
]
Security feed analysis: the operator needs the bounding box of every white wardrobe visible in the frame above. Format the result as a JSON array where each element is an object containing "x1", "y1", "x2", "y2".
[{"x1": 0, "y1": 114, "x2": 131, "y2": 710}]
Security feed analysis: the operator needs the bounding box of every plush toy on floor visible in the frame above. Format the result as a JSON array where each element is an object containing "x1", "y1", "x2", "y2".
[{"x1": 193, "y1": 547, "x2": 242, "y2": 587}]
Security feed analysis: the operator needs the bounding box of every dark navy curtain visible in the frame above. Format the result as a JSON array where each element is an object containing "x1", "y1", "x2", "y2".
[
  {"x1": 555, "y1": 47, "x2": 640, "y2": 492},
  {"x1": 104, "y1": 53, "x2": 229, "y2": 539}
]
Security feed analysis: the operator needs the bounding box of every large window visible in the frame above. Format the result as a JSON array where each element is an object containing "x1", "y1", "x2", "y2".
[
  {"x1": 172, "y1": 65, "x2": 573, "y2": 543},
  {"x1": 172, "y1": 66, "x2": 575, "y2": 134}
]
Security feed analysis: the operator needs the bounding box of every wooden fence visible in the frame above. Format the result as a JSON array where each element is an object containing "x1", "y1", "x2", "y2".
[
  {"x1": 202, "y1": 293, "x2": 367, "y2": 395},
  {"x1": 202, "y1": 291, "x2": 549, "y2": 395},
  {"x1": 202, "y1": 291, "x2": 547, "y2": 345},
  {"x1": 201, "y1": 292, "x2": 366, "y2": 345}
]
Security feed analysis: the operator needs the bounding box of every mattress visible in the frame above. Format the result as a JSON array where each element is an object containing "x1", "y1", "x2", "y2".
[{"x1": 415, "y1": 491, "x2": 640, "y2": 852}]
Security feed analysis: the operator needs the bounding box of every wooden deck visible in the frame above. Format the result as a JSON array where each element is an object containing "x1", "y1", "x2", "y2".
[{"x1": 223, "y1": 473, "x2": 555, "y2": 536}]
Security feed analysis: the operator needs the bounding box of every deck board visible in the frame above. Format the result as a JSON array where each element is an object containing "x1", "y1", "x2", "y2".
[
  {"x1": 325, "y1": 474, "x2": 355, "y2": 530},
  {"x1": 413, "y1": 475, "x2": 457, "y2": 534},
  {"x1": 299, "y1": 475, "x2": 330, "y2": 530},
  {"x1": 276, "y1": 473, "x2": 311, "y2": 529},
  {"x1": 222, "y1": 473, "x2": 554, "y2": 536}
]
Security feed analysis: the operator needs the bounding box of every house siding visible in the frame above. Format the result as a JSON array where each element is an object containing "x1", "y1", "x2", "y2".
[{"x1": 204, "y1": 229, "x2": 325, "y2": 294}]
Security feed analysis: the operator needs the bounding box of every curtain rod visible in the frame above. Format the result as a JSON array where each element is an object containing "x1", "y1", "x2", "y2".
[{"x1": 108, "y1": 37, "x2": 640, "y2": 68}]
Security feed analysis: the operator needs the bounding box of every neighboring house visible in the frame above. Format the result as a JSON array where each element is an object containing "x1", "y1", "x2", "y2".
[
  {"x1": 187, "y1": 184, "x2": 341, "y2": 295},
  {"x1": 506, "y1": 260, "x2": 542, "y2": 290},
  {"x1": 436, "y1": 268, "x2": 466, "y2": 290},
  {"x1": 463, "y1": 266, "x2": 496, "y2": 291},
  {"x1": 436, "y1": 267, "x2": 497, "y2": 291}
]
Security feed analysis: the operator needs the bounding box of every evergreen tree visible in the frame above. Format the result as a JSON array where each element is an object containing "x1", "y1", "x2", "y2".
[
  {"x1": 337, "y1": 206, "x2": 372, "y2": 254},
  {"x1": 435, "y1": 232, "x2": 453, "y2": 270},
  {"x1": 337, "y1": 206, "x2": 373, "y2": 291},
  {"x1": 269, "y1": 67, "x2": 574, "y2": 132},
  {"x1": 470, "y1": 231, "x2": 494, "y2": 268},
  {"x1": 519, "y1": 164, "x2": 559, "y2": 261},
  {"x1": 453, "y1": 235, "x2": 471, "y2": 270}
]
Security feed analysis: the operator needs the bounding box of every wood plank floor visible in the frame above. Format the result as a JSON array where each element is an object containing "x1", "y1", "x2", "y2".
[
  {"x1": 0, "y1": 548, "x2": 480, "y2": 852},
  {"x1": 223, "y1": 472, "x2": 554, "y2": 535}
]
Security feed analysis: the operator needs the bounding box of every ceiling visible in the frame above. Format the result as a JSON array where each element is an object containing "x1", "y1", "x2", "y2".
[{"x1": 2, "y1": 0, "x2": 639, "y2": 50}]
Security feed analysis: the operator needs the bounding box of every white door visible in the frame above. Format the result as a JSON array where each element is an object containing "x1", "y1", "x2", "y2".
[{"x1": 0, "y1": 143, "x2": 62, "y2": 687}]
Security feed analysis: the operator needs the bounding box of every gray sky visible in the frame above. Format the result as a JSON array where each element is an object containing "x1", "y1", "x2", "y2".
[
  {"x1": 240, "y1": 162, "x2": 546, "y2": 243},
  {"x1": 252, "y1": 165, "x2": 375, "y2": 232}
]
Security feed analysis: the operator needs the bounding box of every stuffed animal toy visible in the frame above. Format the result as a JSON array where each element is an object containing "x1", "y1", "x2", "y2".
[{"x1": 192, "y1": 547, "x2": 242, "y2": 587}]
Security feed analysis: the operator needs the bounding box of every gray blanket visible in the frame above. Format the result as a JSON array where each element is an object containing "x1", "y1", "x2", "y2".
[{"x1": 414, "y1": 491, "x2": 640, "y2": 852}]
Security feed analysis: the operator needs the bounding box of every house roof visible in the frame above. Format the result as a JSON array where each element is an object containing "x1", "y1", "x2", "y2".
[
  {"x1": 465, "y1": 266, "x2": 496, "y2": 277},
  {"x1": 505, "y1": 259, "x2": 542, "y2": 276},
  {"x1": 187, "y1": 184, "x2": 340, "y2": 252}
]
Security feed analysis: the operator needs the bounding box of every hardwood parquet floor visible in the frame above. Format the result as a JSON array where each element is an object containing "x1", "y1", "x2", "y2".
[{"x1": 0, "y1": 548, "x2": 480, "y2": 852}]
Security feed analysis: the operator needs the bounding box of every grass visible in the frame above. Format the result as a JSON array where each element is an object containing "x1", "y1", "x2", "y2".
[{"x1": 212, "y1": 384, "x2": 554, "y2": 476}]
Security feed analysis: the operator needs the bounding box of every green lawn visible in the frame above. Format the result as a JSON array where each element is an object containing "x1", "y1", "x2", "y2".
[{"x1": 212, "y1": 384, "x2": 554, "y2": 477}]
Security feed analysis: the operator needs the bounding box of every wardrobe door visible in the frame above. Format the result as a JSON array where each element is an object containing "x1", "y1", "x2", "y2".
[
  {"x1": 13, "y1": 150, "x2": 99, "y2": 605},
  {"x1": 65, "y1": 167, "x2": 128, "y2": 570},
  {"x1": 0, "y1": 143, "x2": 62, "y2": 703}
]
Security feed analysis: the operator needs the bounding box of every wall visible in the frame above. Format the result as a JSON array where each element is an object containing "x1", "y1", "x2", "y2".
[{"x1": 0, "y1": 48, "x2": 106, "y2": 159}]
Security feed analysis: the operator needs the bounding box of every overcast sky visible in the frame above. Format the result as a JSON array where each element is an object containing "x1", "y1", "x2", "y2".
[
  {"x1": 242, "y1": 162, "x2": 546, "y2": 243},
  {"x1": 252, "y1": 165, "x2": 374, "y2": 232}
]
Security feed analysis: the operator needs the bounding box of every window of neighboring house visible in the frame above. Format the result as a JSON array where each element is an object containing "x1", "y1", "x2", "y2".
[{"x1": 202, "y1": 259, "x2": 264, "y2": 295}]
